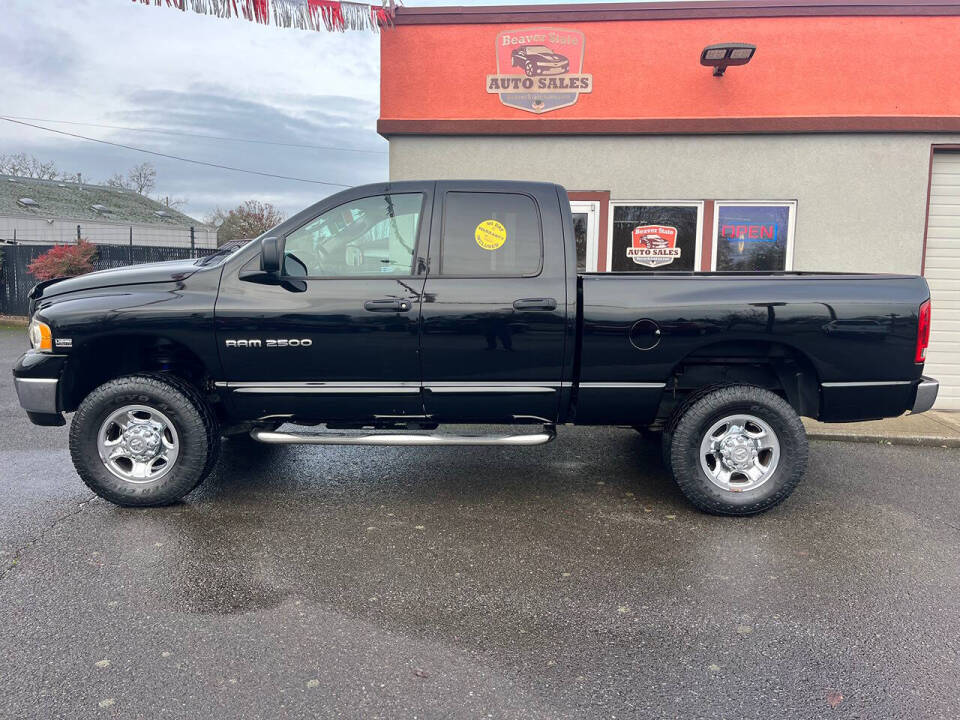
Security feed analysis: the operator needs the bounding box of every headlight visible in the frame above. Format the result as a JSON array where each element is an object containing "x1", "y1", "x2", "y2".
[{"x1": 28, "y1": 318, "x2": 52, "y2": 352}]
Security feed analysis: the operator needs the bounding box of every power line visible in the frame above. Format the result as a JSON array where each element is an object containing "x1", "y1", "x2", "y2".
[
  {"x1": 3, "y1": 115, "x2": 388, "y2": 155},
  {"x1": 0, "y1": 117, "x2": 353, "y2": 188}
]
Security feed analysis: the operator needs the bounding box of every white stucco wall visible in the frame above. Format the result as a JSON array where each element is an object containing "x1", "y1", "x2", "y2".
[
  {"x1": 0, "y1": 216, "x2": 217, "y2": 249},
  {"x1": 388, "y1": 133, "x2": 960, "y2": 274}
]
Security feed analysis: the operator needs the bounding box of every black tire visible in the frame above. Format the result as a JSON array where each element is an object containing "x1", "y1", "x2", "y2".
[
  {"x1": 660, "y1": 384, "x2": 725, "y2": 475},
  {"x1": 524, "y1": 60, "x2": 538, "y2": 76},
  {"x1": 69, "y1": 374, "x2": 220, "y2": 507},
  {"x1": 667, "y1": 385, "x2": 807, "y2": 516}
]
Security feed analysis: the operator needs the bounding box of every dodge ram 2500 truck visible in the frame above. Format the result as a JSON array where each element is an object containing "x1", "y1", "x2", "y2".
[{"x1": 13, "y1": 181, "x2": 938, "y2": 515}]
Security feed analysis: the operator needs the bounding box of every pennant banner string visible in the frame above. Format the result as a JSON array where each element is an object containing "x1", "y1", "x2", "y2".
[{"x1": 131, "y1": 0, "x2": 396, "y2": 33}]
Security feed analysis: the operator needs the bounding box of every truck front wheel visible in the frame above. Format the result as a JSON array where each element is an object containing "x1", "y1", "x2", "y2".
[
  {"x1": 69, "y1": 374, "x2": 220, "y2": 507},
  {"x1": 666, "y1": 385, "x2": 808, "y2": 515}
]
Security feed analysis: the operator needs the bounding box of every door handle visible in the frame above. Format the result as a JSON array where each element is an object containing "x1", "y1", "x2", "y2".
[
  {"x1": 512, "y1": 297, "x2": 557, "y2": 311},
  {"x1": 364, "y1": 299, "x2": 412, "y2": 313}
]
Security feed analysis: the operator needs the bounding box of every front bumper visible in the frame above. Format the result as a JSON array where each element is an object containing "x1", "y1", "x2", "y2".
[
  {"x1": 538, "y1": 62, "x2": 569, "y2": 75},
  {"x1": 12, "y1": 351, "x2": 68, "y2": 424},
  {"x1": 911, "y1": 376, "x2": 939, "y2": 414},
  {"x1": 14, "y1": 376, "x2": 59, "y2": 414}
]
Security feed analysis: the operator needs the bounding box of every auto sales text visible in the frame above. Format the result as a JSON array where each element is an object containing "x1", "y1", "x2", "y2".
[{"x1": 486, "y1": 74, "x2": 593, "y2": 93}]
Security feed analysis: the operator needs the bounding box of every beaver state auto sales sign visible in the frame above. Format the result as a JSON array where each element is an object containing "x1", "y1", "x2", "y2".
[{"x1": 486, "y1": 27, "x2": 592, "y2": 114}]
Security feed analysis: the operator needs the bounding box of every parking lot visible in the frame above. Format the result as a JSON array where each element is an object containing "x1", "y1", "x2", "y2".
[{"x1": 1, "y1": 325, "x2": 959, "y2": 719}]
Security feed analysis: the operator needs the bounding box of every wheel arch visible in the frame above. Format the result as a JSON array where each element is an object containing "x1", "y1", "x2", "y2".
[
  {"x1": 61, "y1": 334, "x2": 212, "y2": 414},
  {"x1": 661, "y1": 339, "x2": 821, "y2": 420}
]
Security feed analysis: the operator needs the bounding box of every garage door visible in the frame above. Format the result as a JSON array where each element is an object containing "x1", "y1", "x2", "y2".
[{"x1": 925, "y1": 151, "x2": 960, "y2": 410}]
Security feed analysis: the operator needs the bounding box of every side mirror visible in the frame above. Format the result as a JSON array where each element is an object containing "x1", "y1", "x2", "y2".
[{"x1": 261, "y1": 236, "x2": 281, "y2": 274}]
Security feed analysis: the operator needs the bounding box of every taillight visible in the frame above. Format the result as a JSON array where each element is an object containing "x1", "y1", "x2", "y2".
[{"x1": 915, "y1": 299, "x2": 931, "y2": 364}]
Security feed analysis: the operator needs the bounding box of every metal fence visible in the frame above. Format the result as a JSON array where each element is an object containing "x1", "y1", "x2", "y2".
[{"x1": 0, "y1": 242, "x2": 217, "y2": 317}]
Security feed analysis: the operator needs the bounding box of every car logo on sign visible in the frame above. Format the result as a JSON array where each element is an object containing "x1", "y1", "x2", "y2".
[
  {"x1": 486, "y1": 27, "x2": 592, "y2": 114},
  {"x1": 627, "y1": 226, "x2": 681, "y2": 268}
]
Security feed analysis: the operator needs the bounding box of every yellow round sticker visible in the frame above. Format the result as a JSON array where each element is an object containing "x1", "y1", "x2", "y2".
[{"x1": 475, "y1": 219, "x2": 507, "y2": 251}]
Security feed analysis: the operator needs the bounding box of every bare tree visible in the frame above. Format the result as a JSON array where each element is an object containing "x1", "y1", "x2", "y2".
[
  {"x1": 104, "y1": 172, "x2": 130, "y2": 190},
  {"x1": 0, "y1": 152, "x2": 60, "y2": 179},
  {"x1": 208, "y1": 201, "x2": 285, "y2": 245},
  {"x1": 126, "y1": 162, "x2": 156, "y2": 195}
]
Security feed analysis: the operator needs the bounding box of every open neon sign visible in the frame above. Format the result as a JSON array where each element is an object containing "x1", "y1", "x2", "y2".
[{"x1": 719, "y1": 224, "x2": 778, "y2": 242}]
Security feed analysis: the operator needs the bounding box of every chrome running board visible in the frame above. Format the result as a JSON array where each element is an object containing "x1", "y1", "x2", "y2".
[{"x1": 249, "y1": 426, "x2": 556, "y2": 447}]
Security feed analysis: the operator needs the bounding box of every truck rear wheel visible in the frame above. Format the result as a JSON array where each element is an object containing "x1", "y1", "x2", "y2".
[
  {"x1": 666, "y1": 385, "x2": 808, "y2": 515},
  {"x1": 69, "y1": 374, "x2": 220, "y2": 507}
]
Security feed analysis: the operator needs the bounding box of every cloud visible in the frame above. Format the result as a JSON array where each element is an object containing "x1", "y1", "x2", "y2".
[
  {"x1": 0, "y1": 11, "x2": 81, "y2": 88},
  {"x1": 0, "y1": 0, "x2": 386, "y2": 220}
]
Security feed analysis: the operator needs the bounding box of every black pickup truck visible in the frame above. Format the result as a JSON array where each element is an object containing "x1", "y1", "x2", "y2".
[{"x1": 13, "y1": 181, "x2": 938, "y2": 515}]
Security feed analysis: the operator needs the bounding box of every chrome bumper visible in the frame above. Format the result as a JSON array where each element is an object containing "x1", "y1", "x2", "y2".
[
  {"x1": 911, "y1": 376, "x2": 939, "y2": 414},
  {"x1": 14, "y1": 376, "x2": 59, "y2": 414}
]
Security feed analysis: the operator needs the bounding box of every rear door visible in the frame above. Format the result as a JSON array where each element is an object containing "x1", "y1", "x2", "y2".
[{"x1": 419, "y1": 182, "x2": 570, "y2": 422}]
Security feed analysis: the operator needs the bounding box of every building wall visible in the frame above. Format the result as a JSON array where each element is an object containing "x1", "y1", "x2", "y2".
[
  {"x1": 0, "y1": 215, "x2": 217, "y2": 249},
  {"x1": 379, "y1": 13, "x2": 960, "y2": 135},
  {"x1": 389, "y1": 133, "x2": 960, "y2": 274}
]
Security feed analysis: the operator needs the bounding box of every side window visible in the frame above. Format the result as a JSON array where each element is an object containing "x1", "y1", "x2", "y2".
[
  {"x1": 439, "y1": 192, "x2": 542, "y2": 276},
  {"x1": 283, "y1": 193, "x2": 423, "y2": 277}
]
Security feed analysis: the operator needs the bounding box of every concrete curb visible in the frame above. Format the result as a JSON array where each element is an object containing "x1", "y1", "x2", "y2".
[
  {"x1": 806, "y1": 431, "x2": 960, "y2": 448},
  {"x1": 0, "y1": 315, "x2": 29, "y2": 328}
]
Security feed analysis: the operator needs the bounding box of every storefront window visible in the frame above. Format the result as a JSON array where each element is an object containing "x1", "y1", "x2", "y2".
[
  {"x1": 610, "y1": 203, "x2": 701, "y2": 272},
  {"x1": 569, "y1": 198, "x2": 601, "y2": 272},
  {"x1": 572, "y1": 212, "x2": 588, "y2": 272},
  {"x1": 714, "y1": 202, "x2": 795, "y2": 271}
]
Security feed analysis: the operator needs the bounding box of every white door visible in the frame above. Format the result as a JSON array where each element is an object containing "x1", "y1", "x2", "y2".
[
  {"x1": 924, "y1": 151, "x2": 960, "y2": 410},
  {"x1": 570, "y1": 201, "x2": 600, "y2": 272}
]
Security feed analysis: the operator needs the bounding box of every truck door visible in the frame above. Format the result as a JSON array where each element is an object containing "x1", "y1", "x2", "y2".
[
  {"x1": 215, "y1": 183, "x2": 432, "y2": 422},
  {"x1": 419, "y1": 182, "x2": 570, "y2": 423}
]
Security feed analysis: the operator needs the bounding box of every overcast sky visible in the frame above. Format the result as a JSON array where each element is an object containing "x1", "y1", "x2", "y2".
[
  {"x1": 2, "y1": 0, "x2": 557, "y2": 220},
  {"x1": 0, "y1": 0, "x2": 610, "y2": 221}
]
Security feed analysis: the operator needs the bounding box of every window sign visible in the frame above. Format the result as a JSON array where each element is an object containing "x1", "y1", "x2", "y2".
[
  {"x1": 609, "y1": 203, "x2": 702, "y2": 272},
  {"x1": 713, "y1": 202, "x2": 796, "y2": 271}
]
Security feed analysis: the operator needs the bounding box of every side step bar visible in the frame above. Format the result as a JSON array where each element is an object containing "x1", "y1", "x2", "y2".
[{"x1": 249, "y1": 426, "x2": 556, "y2": 447}]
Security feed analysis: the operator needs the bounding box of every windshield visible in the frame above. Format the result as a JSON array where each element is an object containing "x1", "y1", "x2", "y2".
[{"x1": 525, "y1": 46, "x2": 552, "y2": 54}]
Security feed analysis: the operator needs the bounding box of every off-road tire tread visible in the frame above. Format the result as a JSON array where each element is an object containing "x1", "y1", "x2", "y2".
[
  {"x1": 661, "y1": 383, "x2": 729, "y2": 473},
  {"x1": 69, "y1": 373, "x2": 219, "y2": 507},
  {"x1": 669, "y1": 384, "x2": 807, "y2": 516}
]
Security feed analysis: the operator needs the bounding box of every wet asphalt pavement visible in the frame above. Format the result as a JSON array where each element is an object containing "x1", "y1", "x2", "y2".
[{"x1": 1, "y1": 326, "x2": 959, "y2": 719}]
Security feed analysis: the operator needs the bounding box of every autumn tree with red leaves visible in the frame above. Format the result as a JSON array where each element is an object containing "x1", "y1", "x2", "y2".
[
  {"x1": 207, "y1": 201, "x2": 285, "y2": 246},
  {"x1": 27, "y1": 240, "x2": 98, "y2": 281}
]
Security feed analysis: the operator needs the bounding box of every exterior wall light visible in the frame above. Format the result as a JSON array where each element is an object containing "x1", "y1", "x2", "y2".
[{"x1": 700, "y1": 43, "x2": 756, "y2": 76}]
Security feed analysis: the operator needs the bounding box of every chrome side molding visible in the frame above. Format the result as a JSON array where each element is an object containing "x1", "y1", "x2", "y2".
[
  {"x1": 821, "y1": 380, "x2": 912, "y2": 387},
  {"x1": 250, "y1": 426, "x2": 557, "y2": 447}
]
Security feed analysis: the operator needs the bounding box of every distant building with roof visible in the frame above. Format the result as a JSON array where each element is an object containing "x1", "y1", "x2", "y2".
[{"x1": 0, "y1": 175, "x2": 216, "y2": 248}]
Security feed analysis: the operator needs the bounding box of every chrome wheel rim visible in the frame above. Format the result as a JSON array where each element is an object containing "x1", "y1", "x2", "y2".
[
  {"x1": 97, "y1": 405, "x2": 179, "y2": 483},
  {"x1": 699, "y1": 414, "x2": 780, "y2": 492}
]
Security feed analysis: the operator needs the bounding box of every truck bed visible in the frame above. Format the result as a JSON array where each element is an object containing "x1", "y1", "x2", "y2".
[{"x1": 575, "y1": 272, "x2": 929, "y2": 424}]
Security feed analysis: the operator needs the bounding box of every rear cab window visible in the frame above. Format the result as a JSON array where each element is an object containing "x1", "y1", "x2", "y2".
[{"x1": 438, "y1": 192, "x2": 542, "y2": 276}]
